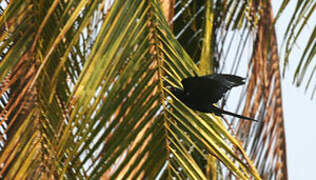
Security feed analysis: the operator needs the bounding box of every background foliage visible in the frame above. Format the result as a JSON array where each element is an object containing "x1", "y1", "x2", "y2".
[{"x1": 0, "y1": 0, "x2": 314, "y2": 179}]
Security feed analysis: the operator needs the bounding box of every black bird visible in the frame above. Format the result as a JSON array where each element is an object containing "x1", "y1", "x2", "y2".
[{"x1": 169, "y1": 74, "x2": 257, "y2": 121}]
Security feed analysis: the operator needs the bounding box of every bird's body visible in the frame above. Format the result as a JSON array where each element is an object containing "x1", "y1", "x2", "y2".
[{"x1": 170, "y1": 74, "x2": 257, "y2": 121}]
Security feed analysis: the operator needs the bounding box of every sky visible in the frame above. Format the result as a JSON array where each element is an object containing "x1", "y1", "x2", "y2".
[{"x1": 273, "y1": 1, "x2": 316, "y2": 179}]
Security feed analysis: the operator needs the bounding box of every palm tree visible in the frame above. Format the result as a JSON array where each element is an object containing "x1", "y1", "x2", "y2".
[{"x1": 0, "y1": 0, "x2": 314, "y2": 179}]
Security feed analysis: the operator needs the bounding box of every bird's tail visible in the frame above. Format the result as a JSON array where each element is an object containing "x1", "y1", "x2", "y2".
[{"x1": 220, "y1": 109, "x2": 258, "y2": 122}]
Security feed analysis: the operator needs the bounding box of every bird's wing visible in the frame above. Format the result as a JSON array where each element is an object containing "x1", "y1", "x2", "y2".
[{"x1": 181, "y1": 74, "x2": 245, "y2": 103}]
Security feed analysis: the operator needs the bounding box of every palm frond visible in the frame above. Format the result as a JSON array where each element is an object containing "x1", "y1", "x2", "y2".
[
  {"x1": 0, "y1": 0, "x2": 260, "y2": 179},
  {"x1": 172, "y1": 0, "x2": 291, "y2": 179},
  {"x1": 278, "y1": 1, "x2": 316, "y2": 95}
]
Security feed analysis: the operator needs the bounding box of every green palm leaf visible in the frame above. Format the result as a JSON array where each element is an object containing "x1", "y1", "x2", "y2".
[{"x1": 0, "y1": 0, "x2": 261, "y2": 179}]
